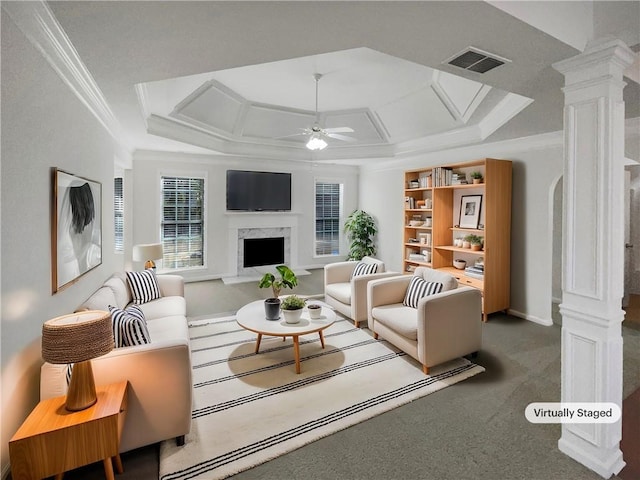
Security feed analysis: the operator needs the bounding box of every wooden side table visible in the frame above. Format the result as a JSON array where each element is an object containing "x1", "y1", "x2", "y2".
[{"x1": 9, "y1": 381, "x2": 128, "y2": 480}]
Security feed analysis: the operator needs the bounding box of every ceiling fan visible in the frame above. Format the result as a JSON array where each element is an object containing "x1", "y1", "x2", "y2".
[{"x1": 279, "y1": 73, "x2": 356, "y2": 150}]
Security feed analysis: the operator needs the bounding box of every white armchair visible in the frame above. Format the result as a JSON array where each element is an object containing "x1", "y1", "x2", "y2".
[
  {"x1": 324, "y1": 256, "x2": 397, "y2": 327},
  {"x1": 368, "y1": 267, "x2": 482, "y2": 374}
]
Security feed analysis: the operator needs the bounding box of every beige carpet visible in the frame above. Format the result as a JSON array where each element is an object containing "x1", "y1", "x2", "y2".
[{"x1": 159, "y1": 312, "x2": 484, "y2": 480}]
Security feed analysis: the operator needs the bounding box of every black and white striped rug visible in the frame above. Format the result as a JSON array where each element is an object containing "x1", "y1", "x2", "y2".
[{"x1": 159, "y1": 312, "x2": 484, "y2": 480}]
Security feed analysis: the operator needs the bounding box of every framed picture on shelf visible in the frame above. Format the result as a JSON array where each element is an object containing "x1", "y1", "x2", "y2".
[{"x1": 459, "y1": 194, "x2": 482, "y2": 229}]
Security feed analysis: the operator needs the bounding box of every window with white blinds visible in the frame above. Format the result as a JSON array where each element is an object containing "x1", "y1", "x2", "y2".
[
  {"x1": 315, "y1": 182, "x2": 342, "y2": 256},
  {"x1": 114, "y1": 177, "x2": 124, "y2": 253},
  {"x1": 161, "y1": 176, "x2": 205, "y2": 269}
]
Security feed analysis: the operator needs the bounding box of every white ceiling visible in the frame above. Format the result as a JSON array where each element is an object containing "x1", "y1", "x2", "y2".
[
  {"x1": 140, "y1": 47, "x2": 531, "y2": 153},
  {"x1": 43, "y1": 1, "x2": 639, "y2": 163}
]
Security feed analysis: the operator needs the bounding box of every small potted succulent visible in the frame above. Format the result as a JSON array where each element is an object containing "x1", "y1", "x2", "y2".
[
  {"x1": 466, "y1": 234, "x2": 484, "y2": 251},
  {"x1": 280, "y1": 295, "x2": 306, "y2": 324},
  {"x1": 258, "y1": 265, "x2": 298, "y2": 320},
  {"x1": 307, "y1": 303, "x2": 322, "y2": 319},
  {"x1": 470, "y1": 171, "x2": 483, "y2": 184}
]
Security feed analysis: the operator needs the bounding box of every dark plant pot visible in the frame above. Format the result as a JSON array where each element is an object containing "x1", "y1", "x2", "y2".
[{"x1": 264, "y1": 298, "x2": 281, "y2": 320}]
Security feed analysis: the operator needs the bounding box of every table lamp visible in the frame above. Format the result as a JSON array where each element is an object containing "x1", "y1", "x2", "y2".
[
  {"x1": 41, "y1": 310, "x2": 114, "y2": 411},
  {"x1": 133, "y1": 243, "x2": 163, "y2": 270}
]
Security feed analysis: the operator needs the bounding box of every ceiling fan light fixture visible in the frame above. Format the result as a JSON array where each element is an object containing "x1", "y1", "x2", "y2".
[{"x1": 306, "y1": 134, "x2": 328, "y2": 151}]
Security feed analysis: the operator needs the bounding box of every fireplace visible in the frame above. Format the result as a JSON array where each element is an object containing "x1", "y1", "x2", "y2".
[
  {"x1": 235, "y1": 226, "x2": 291, "y2": 276},
  {"x1": 243, "y1": 237, "x2": 285, "y2": 268}
]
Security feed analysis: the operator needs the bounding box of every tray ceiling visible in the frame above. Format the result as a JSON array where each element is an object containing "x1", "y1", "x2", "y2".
[{"x1": 137, "y1": 47, "x2": 532, "y2": 158}]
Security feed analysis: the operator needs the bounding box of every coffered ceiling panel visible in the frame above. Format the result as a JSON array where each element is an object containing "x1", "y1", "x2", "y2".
[
  {"x1": 375, "y1": 87, "x2": 459, "y2": 141},
  {"x1": 242, "y1": 106, "x2": 314, "y2": 142},
  {"x1": 172, "y1": 82, "x2": 243, "y2": 134},
  {"x1": 323, "y1": 111, "x2": 385, "y2": 144}
]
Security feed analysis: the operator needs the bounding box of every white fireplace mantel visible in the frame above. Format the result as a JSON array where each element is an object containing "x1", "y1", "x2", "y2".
[{"x1": 226, "y1": 212, "x2": 300, "y2": 276}]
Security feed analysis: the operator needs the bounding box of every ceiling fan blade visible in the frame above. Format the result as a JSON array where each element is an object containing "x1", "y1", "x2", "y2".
[
  {"x1": 324, "y1": 127, "x2": 354, "y2": 134},
  {"x1": 326, "y1": 133, "x2": 357, "y2": 142},
  {"x1": 275, "y1": 132, "x2": 306, "y2": 139}
]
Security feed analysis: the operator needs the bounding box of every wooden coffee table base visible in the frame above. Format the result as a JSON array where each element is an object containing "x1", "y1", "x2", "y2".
[
  {"x1": 254, "y1": 331, "x2": 326, "y2": 374},
  {"x1": 237, "y1": 300, "x2": 336, "y2": 374}
]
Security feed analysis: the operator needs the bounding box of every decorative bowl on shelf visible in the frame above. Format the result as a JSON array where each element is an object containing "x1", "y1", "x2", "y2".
[
  {"x1": 453, "y1": 259, "x2": 467, "y2": 270},
  {"x1": 409, "y1": 220, "x2": 423, "y2": 227}
]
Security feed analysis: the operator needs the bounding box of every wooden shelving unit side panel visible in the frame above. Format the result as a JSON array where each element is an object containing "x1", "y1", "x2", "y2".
[
  {"x1": 403, "y1": 171, "x2": 434, "y2": 273},
  {"x1": 483, "y1": 159, "x2": 512, "y2": 314},
  {"x1": 432, "y1": 188, "x2": 453, "y2": 269}
]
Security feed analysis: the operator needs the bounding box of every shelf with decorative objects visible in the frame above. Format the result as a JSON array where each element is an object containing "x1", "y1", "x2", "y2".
[{"x1": 403, "y1": 158, "x2": 512, "y2": 321}]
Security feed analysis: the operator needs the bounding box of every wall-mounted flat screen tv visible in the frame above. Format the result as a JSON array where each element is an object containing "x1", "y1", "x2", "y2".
[{"x1": 226, "y1": 170, "x2": 292, "y2": 211}]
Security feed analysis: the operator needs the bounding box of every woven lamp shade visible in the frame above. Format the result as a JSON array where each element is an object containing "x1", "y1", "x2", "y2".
[
  {"x1": 42, "y1": 310, "x2": 114, "y2": 364},
  {"x1": 42, "y1": 310, "x2": 114, "y2": 411}
]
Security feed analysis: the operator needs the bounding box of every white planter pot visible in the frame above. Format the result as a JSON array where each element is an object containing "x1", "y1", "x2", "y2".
[{"x1": 282, "y1": 308, "x2": 303, "y2": 324}]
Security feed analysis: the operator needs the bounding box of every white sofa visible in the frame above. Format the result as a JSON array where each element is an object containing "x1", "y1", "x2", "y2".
[
  {"x1": 40, "y1": 272, "x2": 192, "y2": 452},
  {"x1": 324, "y1": 256, "x2": 398, "y2": 327},
  {"x1": 368, "y1": 267, "x2": 482, "y2": 374}
]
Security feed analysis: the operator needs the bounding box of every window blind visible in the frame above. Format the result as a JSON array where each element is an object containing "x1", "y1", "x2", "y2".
[
  {"x1": 315, "y1": 182, "x2": 341, "y2": 256},
  {"x1": 161, "y1": 176, "x2": 204, "y2": 269},
  {"x1": 114, "y1": 177, "x2": 124, "y2": 253}
]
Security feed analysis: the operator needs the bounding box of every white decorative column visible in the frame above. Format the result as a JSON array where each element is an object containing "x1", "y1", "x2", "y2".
[{"x1": 553, "y1": 38, "x2": 635, "y2": 478}]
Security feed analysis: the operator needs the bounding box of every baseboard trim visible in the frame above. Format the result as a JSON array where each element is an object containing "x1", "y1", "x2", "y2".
[
  {"x1": 508, "y1": 308, "x2": 553, "y2": 326},
  {"x1": 558, "y1": 436, "x2": 626, "y2": 478}
]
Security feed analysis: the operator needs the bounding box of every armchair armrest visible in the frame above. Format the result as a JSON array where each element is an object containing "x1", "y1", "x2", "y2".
[
  {"x1": 157, "y1": 274, "x2": 185, "y2": 297},
  {"x1": 416, "y1": 286, "x2": 482, "y2": 366},
  {"x1": 324, "y1": 261, "x2": 357, "y2": 285},
  {"x1": 368, "y1": 275, "x2": 412, "y2": 309},
  {"x1": 351, "y1": 272, "x2": 401, "y2": 322}
]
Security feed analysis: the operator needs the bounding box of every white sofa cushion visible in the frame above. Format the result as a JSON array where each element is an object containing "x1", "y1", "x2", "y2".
[
  {"x1": 104, "y1": 273, "x2": 132, "y2": 308},
  {"x1": 79, "y1": 286, "x2": 118, "y2": 311},
  {"x1": 371, "y1": 304, "x2": 418, "y2": 340},
  {"x1": 139, "y1": 296, "x2": 186, "y2": 320},
  {"x1": 325, "y1": 282, "x2": 351, "y2": 305},
  {"x1": 147, "y1": 314, "x2": 190, "y2": 344}
]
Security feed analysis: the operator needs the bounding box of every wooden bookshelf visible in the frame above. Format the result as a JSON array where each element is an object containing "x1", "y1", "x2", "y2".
[{"x1": 403, "y1": 158, "x2": 512, "y2": 321}]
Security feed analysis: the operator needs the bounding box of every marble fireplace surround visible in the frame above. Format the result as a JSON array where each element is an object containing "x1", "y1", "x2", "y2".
[{"x1": 226, "y1": 212, "x2": 300, "y2": 279}]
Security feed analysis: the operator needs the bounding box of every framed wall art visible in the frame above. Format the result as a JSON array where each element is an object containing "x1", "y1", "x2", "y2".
[
  {"x1": 51, "y1": 168, "x2": 102, "y2": 293},
  {"x1": 459, "y1": 194, "x2": 483, "y2": 229}
]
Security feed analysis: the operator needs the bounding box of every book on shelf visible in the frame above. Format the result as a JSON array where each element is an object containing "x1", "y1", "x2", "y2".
[
  {"x1": 465, "y1": 265, "x2": 484, "y2": 274},
  {"x1": 464, "y1": 265, "x2": 484, "y2": 278},
  {"x1": 404, "y1": 196, "x2": 416, "y2": 209},
  {"x1": 418, "y1": 172, "x2": 432, "y2": 188},
  {"x1": 451, "y1": 171, "x2": 468, "y2": 185}
]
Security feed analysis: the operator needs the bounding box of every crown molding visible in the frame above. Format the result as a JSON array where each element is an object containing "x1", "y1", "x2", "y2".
[{"x1": 2, "y1": 0, "x2": 132, "y2": 158}]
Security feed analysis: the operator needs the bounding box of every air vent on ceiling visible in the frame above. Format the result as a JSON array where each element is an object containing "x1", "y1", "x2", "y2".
[{"x1": 445, "y1": 47, "x2": 510, "y2": 74}]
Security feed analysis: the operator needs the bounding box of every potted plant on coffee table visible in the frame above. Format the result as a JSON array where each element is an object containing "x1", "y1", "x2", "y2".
[
  {"x1": 280, "y1": 294, "x2": 306, "y2": 324},
  {"x1": 258, "y1": 265, "x2": 298, "y2": 320}
]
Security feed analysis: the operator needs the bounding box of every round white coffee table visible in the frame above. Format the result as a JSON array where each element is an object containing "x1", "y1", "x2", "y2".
[{"x1": 236, "y1": 299, "x2": 336, "y2": 374}]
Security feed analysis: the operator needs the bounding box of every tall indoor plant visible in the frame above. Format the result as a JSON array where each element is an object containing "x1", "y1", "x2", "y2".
[
  {"x1": 344, "y1": 210, "x2": 378, "y2": 260},
  {"x1": 258, "y1": 265, "x2": 298, "y2": 320}
]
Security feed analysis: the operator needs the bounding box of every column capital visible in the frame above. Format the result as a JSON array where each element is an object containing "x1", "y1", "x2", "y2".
[{"x1": 553, "y1": 37, "x2": 635, "y2": 83}]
